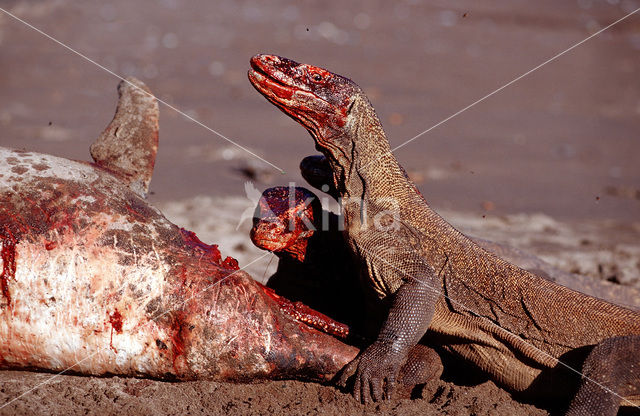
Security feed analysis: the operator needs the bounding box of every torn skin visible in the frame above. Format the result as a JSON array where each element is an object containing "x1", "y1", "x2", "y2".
[{"x1": 180, "y1": 228, "x2": 239, "y2": 271}]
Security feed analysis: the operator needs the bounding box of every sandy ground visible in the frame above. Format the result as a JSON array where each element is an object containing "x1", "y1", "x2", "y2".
[{"x1": 1, "y1": 0, "x2": 640, "y2": 414}]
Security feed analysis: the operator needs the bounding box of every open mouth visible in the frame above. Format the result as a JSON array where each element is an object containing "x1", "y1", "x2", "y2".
[
  {"x1": 248, "y1": 56, "x2": 296, "y2": 101},
  {"x1": 249, "y1": 55, "x2": 328, "y2": 136}
]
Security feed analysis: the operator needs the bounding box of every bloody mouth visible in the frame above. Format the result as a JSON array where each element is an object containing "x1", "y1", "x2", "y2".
[{"x1": 248, "y1": 56, "x2": 297, "y2": 101}]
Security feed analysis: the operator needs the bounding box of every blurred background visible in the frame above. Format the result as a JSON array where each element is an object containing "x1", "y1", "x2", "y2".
[{"x1": 1, "y1": 0, "x2": 638, "y2": 222}]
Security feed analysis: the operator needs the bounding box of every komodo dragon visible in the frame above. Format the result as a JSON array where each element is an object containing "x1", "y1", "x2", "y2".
[
  {"x1": 248, "y1": 54, "x2": 640, "y2": 415},
  {"x1": 250, "y1": 183, "x2": 640, "y2": 408}
]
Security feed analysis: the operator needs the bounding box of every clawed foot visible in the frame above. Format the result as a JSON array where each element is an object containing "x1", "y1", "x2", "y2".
[
  {"x1": 337, "y1": 343, "x2": 443, "y2": 404},
  {"x1": 337, "y1": 341, "x2": 404, "y2": 403}
]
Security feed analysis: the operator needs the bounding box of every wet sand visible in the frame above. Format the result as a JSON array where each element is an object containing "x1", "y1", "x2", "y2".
[{"x1": 1, "y1": 0, "x2": 639, "y2": 414}]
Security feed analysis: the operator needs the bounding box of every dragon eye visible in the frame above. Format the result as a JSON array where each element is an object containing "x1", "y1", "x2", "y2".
[{"x1": 311, "y1": 73, "x2": 323, "y2": 82}]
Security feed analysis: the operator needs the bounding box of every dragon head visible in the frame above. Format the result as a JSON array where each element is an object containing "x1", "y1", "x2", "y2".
[
  {"x1": 250, "y1": 186, "x2": 321, "y2": 262},
  {"x1": 248, "y1": 54, "x2": 364, "y2": 154}
]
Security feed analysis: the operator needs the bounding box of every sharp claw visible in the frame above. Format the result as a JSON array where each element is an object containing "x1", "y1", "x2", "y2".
[
  {"x1": 371, "y1": 378, "x2": 383, "y2": 402},
  {"x1": 359, "y1": 373, "x2": 371, "y2": 404},
  {"x1": 362, "y1": 380, "x2": 371, "y2": 404},
  {"x1": 338, "y1": 358, "x2": 359, "y2": 388},
  {"x1": 337, "y1": 372, "x2": 348, "y2": 387},
  {"x1": 385, "y1": 379, "x2": 396, "y2": 400}
]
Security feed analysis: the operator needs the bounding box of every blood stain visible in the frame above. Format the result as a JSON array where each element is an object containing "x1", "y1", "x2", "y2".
[
  {"x1": 109, "y1": 309, "x2": 124, "y2": 352},
  {"x1": 1, "y1": 231, "x2": 17, "y2": 308}
]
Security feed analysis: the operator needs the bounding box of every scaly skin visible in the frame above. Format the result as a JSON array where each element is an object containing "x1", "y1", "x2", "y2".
[{"x1": 248, "y1": 54, "x2": 640, "y2": 414}]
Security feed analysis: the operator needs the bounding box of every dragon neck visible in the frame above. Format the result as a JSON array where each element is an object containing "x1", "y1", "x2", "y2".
[
  {"x1": 322, "y1": 95, "x2": 425, "y2": 208},
  {"x1": 316, "y1": 92, "x2": 478, "y2": 275}
]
